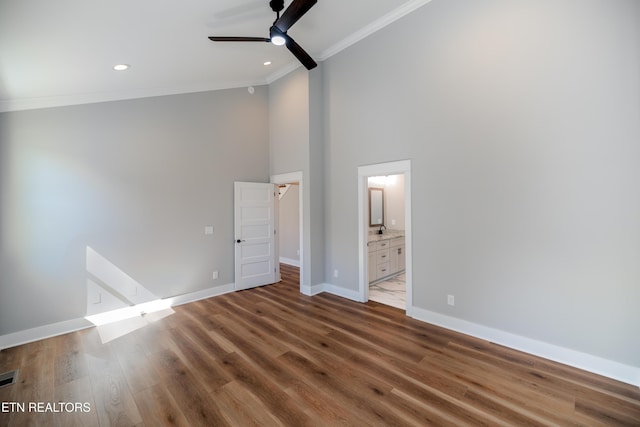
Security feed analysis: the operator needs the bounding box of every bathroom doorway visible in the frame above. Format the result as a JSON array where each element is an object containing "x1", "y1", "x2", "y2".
[
  {"x1": 357, "y1": 160, "x2": 412, "y2": 313},
  {"x1": 367, "y1": 174, "x2": 406, "y2": 309}
]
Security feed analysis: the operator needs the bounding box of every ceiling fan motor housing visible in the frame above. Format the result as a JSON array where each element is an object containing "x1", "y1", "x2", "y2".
[{"x1": 270, "y1": 0, "x2": 285, "y2": 13}]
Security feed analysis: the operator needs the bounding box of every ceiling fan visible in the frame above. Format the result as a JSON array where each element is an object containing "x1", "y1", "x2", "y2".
[{"x1": 208, "y1": 0, "x2": 318, "y2": 70}]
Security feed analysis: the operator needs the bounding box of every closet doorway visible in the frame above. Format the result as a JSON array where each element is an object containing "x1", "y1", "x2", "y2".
[{"x1": 271, "y1": 171, "x2": 304, "y2": 293}]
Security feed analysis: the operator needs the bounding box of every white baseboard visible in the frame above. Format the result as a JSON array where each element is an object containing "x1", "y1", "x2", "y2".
[
  {"x1": 279, "y1": 257, "x2": 300, "y2": 267},
  {"x1": 321, "y1": 283, "x2": 365, "y2": 302},
  {"x1": 0, "y1": 283, "x2": 236, "y2": 351},
  {"x1": 301, "y1": 283, "x2": 324, "y2": 296},
  {"x1": 410, "y1": 306, "x2": 640, "y2": 388},
  {"x1": 166, "y1": 283, "x2": 235, "y2": 306},
  {"x1": 0, "y1": 318, "x2": 93, "y2": 351},
  {"x1": 315, "y1": 283, "x2": 639, "y2": 387}
]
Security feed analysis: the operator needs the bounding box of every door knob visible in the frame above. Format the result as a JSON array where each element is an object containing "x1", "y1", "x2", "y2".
[{"x1": 236, "y1": 239, "x2": 245, "y2": 243}]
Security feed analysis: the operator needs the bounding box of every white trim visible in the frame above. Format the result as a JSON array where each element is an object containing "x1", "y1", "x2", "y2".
[
  {"x1": 168, "y1": 283, "x2": 235, "y2": 307},
  {"x1": 279, "y1": 257, "x2": 300, "y2": 267},
  {"x1": 271, "y1": 171, "x2": 303, "y2": 184},
  {"x1": 266, "y1": 61, "x2": 303, "y2": 85},
  {"x1": 0, "y1": 81, "x2": 267, "y2": 113},
  {"x1": 358, "y1": 160, "x2": 412, "y2": 310},
  {"x1": 410, "y1": 306, "x2": 640, "y2": 388},
  {"x1": 0, "y1": 318, "x2": 93, "y2": 351},
  {"x1": 0, "y1": 282, "x2": 235, "y2": 350},
  {"x1": 318, "y1": 0, "x2": 434, "y2": 61},
  {"x1": 263, "y1": 1, "x2": 435, "y2": 86},
  {"x1": 301, "y1": 284, "x2": 324, "y2": 297},
  {"x1": 358, "y1": 160, "x2": 412, "y2": 177},
  {"x1": 321, "y1": 283, "x2": 364, "y2": 302}
]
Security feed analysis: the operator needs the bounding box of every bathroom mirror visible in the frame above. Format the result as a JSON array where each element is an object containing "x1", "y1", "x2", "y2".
[{"x1": 369, "y1": 187, "x2": 384, "y2": 227}]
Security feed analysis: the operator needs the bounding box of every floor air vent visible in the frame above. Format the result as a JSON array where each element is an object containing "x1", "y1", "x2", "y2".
[{"x1": 0, "y1": 370, "x2": 18, "y2": 388}]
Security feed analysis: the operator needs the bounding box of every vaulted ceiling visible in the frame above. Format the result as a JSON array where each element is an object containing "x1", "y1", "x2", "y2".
[{"x1": 0, "y1": 0, "x2": 431, "y2": 111}]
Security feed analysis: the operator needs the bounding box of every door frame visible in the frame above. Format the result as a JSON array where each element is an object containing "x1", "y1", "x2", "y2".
[
  {"x1": 271, "y1": 171, "x2": 304, "y2": 294},
  {"x1": 358, "y1": 160, "x2": 412, "y2": 313}
]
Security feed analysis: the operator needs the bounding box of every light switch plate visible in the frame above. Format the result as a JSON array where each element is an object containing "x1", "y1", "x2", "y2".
[{"x1": 205, "y1": 226, "x2": 214, "y2": 235}]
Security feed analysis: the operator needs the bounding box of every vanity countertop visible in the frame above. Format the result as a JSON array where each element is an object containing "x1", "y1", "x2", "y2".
[{"x1": 367, "y1": 232, "x2": 405, "y2": 242}]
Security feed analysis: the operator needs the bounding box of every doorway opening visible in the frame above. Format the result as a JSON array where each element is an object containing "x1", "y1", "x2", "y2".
[
  {"x1": 358, "y1": 160, "x2": 412, "y2": 313},
  {"x1": 271, "y1": 171, "x2": 304, "y2": 294},
  {"x1": 367, "y1": 174, "x2": 406, "y2": 309}
]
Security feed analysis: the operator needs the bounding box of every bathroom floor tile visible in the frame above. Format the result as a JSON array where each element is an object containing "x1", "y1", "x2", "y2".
[{"x1": 369, "y1": 275, "x2": 405, "y2": 310}]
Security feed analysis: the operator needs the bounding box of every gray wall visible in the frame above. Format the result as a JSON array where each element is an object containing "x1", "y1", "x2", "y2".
[
  {"x1": 0, "y1": 87, "x2": 269, "y2": 334},
  {"x1": 269, "y1": 67, "x2": 325, "y2": 287},
  {"x1": 278, "y1": 185, "x2": 300, "y2": 262},
  {"x1": 323, "y1": 0, "x2": 640, "y2": 367}
]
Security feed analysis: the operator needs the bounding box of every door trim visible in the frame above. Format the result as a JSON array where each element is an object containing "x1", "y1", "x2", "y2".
[
  {"x1": 271, "y1": 171, "x2": 304, "y2": 294},
  {"x1": 358, "y1": 160, "x2": 412, "y2": 313}
]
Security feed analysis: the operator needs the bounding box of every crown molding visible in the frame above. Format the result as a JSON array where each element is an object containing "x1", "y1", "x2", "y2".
[
  {"x1": 265, "y1": 60, "x2": 302, "y2": 85},
  {"x1": 265, "y1": 0, "x2": 434, "y2": 85},
  {"x1": 318, "y1": 0, "x2": 434, "y2": 61},
  {"x1": 0, "y1": 80, "x2": 267, "y2": 113}
]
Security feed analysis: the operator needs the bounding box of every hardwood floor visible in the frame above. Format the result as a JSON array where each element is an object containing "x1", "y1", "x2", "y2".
[{"x1": 1, "y1": 263, "x2": 639, "y2": 426}]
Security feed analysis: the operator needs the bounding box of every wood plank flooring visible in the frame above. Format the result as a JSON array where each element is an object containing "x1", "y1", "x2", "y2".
[{"x1": 1, "y1": 263, "x2": 639, "y2": 426}]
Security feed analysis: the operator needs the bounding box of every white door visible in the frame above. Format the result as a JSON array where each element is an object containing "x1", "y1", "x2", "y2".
[{"x1": 234, "y1": 182, "x2": 278, "y2": 290}]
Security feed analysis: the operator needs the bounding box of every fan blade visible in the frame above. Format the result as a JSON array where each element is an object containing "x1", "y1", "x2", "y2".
[
  {"x1": 275, "y1": 0, "x2": 317, "y2": 32},
  {"x1": 284, "y1": 34, "x2": 317, "y2": 70},
  {"x1": 208, "y1": 36, "x2": 270, "y2": 42}
]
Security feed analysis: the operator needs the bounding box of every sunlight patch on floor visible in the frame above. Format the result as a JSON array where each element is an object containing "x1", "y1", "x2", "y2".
[{"x1": 84, "y1": 246, "x2": 174, "y2": 343}]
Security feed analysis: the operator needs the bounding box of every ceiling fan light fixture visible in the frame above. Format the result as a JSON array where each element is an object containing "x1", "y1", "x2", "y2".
[
  {"x1": 270, "y1": 27, "x2": 286, "y2": 46},
  {"x1": 271, "y1": 35, "x2": 286, "y2": 46}
]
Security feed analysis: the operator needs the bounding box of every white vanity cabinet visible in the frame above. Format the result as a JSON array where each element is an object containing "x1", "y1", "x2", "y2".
[
  {"x1": 389, "y1": 237, "x2": 405, "y2": 273},
  {"x1": 367, "y1": 242, "x2": 377, "y2": 283},
  {"x1": 368, "y1": 235, "x2": 405, "y2": 283}
]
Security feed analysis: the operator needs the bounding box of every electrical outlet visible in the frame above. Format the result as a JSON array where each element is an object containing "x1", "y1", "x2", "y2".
[
  {"x1": 333, "y1": 269, "x2": 339, "y2": 278},
  {"x1": 447, "y1": 295, "x2": 455, "y2": 306},
  {"x1": 205, "y1": 226, "x2": 214, "y2": 235},
  {"x1": 212, "y1": 270, "x2": 218, "y2": 280}
]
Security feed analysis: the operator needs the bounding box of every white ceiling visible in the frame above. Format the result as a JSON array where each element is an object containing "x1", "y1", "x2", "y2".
[{"x1": 0, "y1": 0, "x2": 431, "y2": 112}]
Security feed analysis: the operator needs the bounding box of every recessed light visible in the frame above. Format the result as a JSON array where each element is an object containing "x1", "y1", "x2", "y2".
[
  {"x1": 264, "y1": 61, "x2": 272, "y2": 66},
  {"x1": 113, "y1": 64, "x2": 129, "y2": 71}
]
